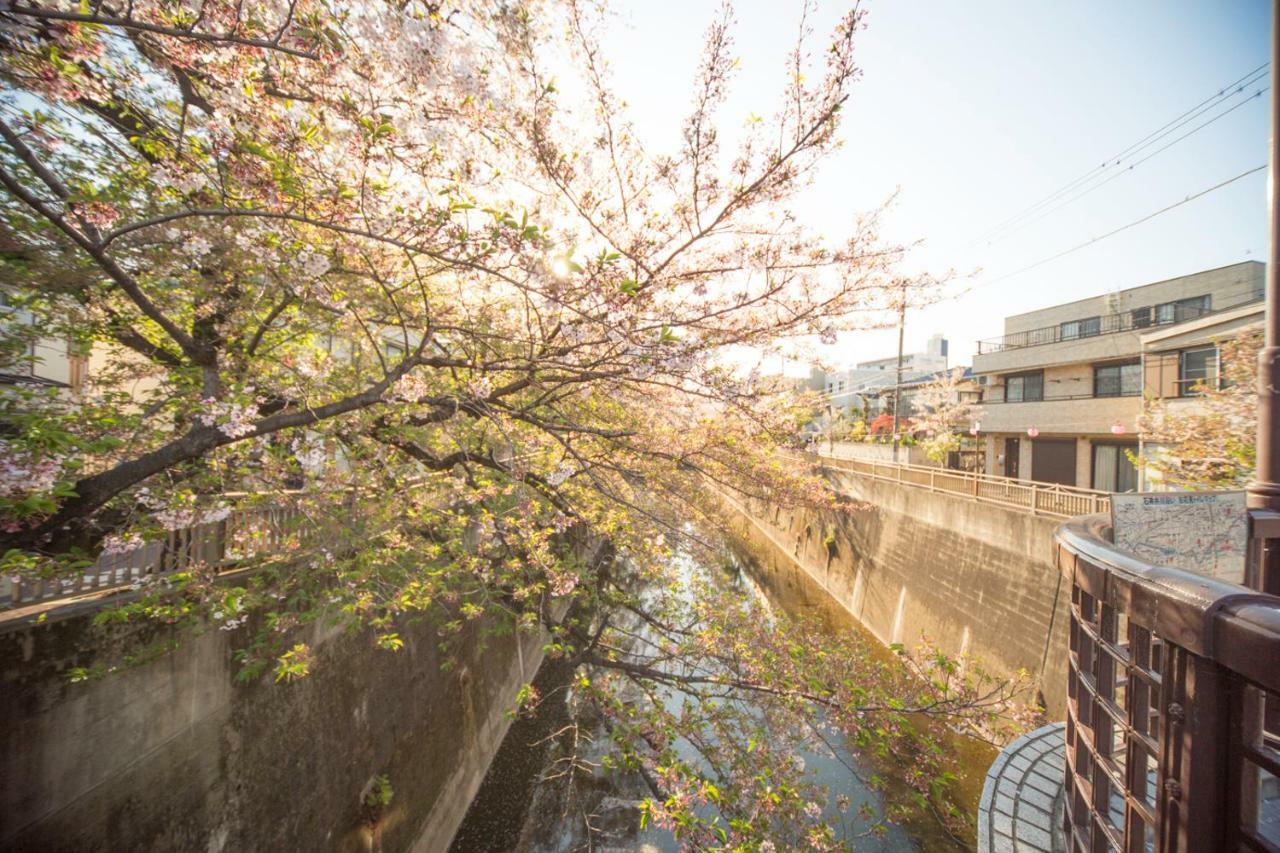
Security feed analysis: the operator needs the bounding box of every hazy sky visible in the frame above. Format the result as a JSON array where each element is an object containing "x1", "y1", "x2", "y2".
[{"x1": 602, "y1": 1, "x2": 1270, "y2": 371}]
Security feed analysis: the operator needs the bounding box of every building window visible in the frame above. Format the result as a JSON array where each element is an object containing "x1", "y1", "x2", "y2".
[
  {"x1": 1179, "y1": 345, "x2": 1219, "y2": 395},
  {"x1": 1155, "y1": 294, "x2": 1210, "y2": 325},
  {"x1": 1130, "y1": 306, "x2": 1153, "y2": 329},
  {"x1": 1060, "y1": 316, "x2": 1101, "y2": 341},
  {"x1": 1093, "y1": 362, "x2": 1141, "y2": 398},
  {"x1": 1004, "y1": 371, "x2": 1044, "y2": 402},
  {"x1": 0, "y1": 289, "x2": 35, "y2": 376},
  {"x1": 1093, "y1": 443, "x2": 1138, "y2": 492}
]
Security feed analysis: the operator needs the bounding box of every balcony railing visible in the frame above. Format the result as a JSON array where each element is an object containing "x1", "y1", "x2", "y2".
[
  {"x1": 1055, "y1": 513, "x2": 1280, "y2": 851},
  {"x1": 976, "y1": 291, "x2": 1263, "y2": 355}
]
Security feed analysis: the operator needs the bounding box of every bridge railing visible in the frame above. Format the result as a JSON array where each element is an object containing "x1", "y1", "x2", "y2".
[
  {"x1": 794, "y1": 450, "x2": 1112, "y2": 519},
  {"x1": 1055, "y1": 514, "x2": 1280, "y2": 851}
]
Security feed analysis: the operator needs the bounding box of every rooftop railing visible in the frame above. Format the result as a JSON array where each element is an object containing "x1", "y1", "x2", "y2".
[
  {"x1": 975, "y1": 291, "x2": 1264, "y2": 355},
  {"x1": 1056, "y1": 513, "x2": 1280, "y2": 851}
]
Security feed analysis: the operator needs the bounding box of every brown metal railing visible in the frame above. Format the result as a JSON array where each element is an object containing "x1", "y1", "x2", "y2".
[
  {"x1": 1056, "y1": 514, "x2": 1280, "y2": 851},
  {"x1": 793, "y1": 450, "x2": 1112, "y2": 519}
]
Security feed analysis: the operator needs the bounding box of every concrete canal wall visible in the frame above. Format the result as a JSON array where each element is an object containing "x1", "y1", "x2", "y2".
[
  {"x1": 724, "y1": 467, "x2": 1071, "y2": 717},
  {"x1": 0, "y1": 557, "x2": 582, "y2": 853}
]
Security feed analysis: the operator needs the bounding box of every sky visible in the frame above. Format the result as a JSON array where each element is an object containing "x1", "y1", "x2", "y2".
[{"x1": 600, "y1": 0, "x2": 1271, "y2": 372}]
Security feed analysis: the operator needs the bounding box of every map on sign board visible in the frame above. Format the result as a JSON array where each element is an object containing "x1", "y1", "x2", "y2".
[{"x1": 1110, "y1": 491, "x2": 1248, "y2": 583}]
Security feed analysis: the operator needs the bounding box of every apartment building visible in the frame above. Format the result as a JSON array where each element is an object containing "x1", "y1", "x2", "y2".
[
  {"x1": 809, "y1": 333, "x2": 949, "y2": 417},
  {"x1": 970, "y1": 261, "x2": 1264, "y2": 491},
  {"x1": 1138, "y1": 296, "x2": 1265, "y2": 488},
  {"x1": 869, "y1": 365, "x2": 981, "y2": 418}
]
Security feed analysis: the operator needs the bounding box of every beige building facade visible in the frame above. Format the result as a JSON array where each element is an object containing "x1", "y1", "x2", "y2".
[
  {"x1": 0, "y1": 290, "x2": 88, "y2": 392},
  {"x1": 970, "y1": 261, "x2": 1264, "y2": 491}
]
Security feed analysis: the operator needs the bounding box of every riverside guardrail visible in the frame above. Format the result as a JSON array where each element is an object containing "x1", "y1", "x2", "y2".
[
  {"x1": 4, "y1": 499, "x2": 314, "y2": 607},
  {"x1": 795, "y1": 450, "x2": 1113, "y2": 519},
  {"x1": 2, "y1": 464, "x2": 529, "y2": 610},
  {"x1": 1055, "y1": 513, "x2": 1280, "y2": 851}
]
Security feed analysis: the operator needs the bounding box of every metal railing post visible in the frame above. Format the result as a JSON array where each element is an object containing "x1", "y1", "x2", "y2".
[
  {"x1": 1157, "y1": 648, "x2": 1234, "y2": 848},
  {"x1": 1247, "y1": 0, "x2": 1280, "y2": 595}
]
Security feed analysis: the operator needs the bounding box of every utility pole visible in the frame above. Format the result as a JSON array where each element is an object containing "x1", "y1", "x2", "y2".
[
  {"x1": 1248, "y1": 0, "x2": 1280, "y2": 594},
  {"x1": 891, "y1": 284, "x2": 906, "y2": 464},
  {"x1": 827, "y1": 403, "x2": 835, "y2": 455}
]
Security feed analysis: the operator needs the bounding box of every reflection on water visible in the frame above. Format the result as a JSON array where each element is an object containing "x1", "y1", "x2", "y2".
[
  {"x1": 451, "y1": 536, "x2": 992, "y2": 851},
  {"x1": 725, "y1": 535, "x2": 996, "y2": 850}
]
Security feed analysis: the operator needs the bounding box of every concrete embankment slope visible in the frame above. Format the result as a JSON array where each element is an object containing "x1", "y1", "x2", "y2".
[
  {"x1": 722, "y1": 466, "x2": 1070, "y2": 717},
  {"x1": 0, "y1": 544, "x2": 596, "y2": 853}
]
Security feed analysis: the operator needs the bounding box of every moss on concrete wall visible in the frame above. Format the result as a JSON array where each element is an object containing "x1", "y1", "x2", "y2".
[
  {"x1": 0, "y1": 578, "x2": 554, "y2": 853},
  {"x1": 724, "y1": 469, "x2": 1071, "y2": 718}
]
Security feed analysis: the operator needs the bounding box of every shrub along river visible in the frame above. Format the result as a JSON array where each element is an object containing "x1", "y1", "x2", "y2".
[{"x1": 450, "y1": 533, "x2": 996, "y2": 851}]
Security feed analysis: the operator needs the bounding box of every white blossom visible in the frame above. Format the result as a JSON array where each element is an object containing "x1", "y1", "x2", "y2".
[
  {"x1": 299, "y1": 250, "x2": 331, "y2": 278},
  {"x1": 547, "y1": 463, "x2": 574, "y2": 487}
]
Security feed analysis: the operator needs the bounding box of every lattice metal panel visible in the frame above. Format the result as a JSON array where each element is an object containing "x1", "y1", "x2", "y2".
[
  {"x1": 1233, "y1": 683, "x2": 1280, "y2": 851},
  {"x1": 1064, "y1": 576, "x2": 1160, "y2": 853}
]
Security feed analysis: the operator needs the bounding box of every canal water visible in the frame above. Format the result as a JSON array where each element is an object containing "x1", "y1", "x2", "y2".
[{"x1": 450, "y1": 534, "x2": 995, "y2": 851}]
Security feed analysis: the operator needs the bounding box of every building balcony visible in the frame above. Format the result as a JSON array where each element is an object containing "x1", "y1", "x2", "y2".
[
  {"x1": 973, "y1": 291, "x2": 1263, "y2": 374},
  {"x1": 974, "y1": 394, "x2": 1140, "y2": 435}
]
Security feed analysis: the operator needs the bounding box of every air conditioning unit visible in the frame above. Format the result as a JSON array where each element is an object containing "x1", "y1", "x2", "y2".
[{"x1": 977, "y1": 376, "x2": 989, "y2": 386}]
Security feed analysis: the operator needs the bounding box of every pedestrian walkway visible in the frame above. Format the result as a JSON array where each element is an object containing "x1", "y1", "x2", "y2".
[{"x1": 978, "y1": 722, "x2": 1066, "y2": 853}]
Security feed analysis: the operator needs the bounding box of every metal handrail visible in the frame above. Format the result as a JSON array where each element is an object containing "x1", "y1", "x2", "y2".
[
  {"x1": 1055, "y1": 514, "x2": 1280, "y2": 851},
  {"x1": 792, "y1": 450, "x2": 1112, "y2": 518}
]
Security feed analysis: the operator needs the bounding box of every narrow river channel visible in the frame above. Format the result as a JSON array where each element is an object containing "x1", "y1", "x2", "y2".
[{"x1": 450, "y1": 532, "x2": 995, "y2": 851}]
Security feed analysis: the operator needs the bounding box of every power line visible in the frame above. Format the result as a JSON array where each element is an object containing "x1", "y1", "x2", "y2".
[
  {"x1": 975, "y1": 163, "x2": 1266, "y2": 288},
  {"x1": 987, "y1": 85, "x2": 1268, "y2": 244},
  {"x1": 968, "y1": 61, "x2": 1269, "y2": 246},
  {"x1": 976, "y1": 62, "x2": 1267, "y2": 242}
]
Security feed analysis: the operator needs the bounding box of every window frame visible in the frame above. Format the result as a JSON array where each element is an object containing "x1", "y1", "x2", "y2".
[
  {"x1": 1059, "y1": 315, "x2": 1102, "y2": 341},
  {"x1": 1091, "y1": 441, "x2": 1139, "y2": 493},
  {"x1": 1092, "y1": 361, "x2": 1142, "y2": 398},
  {"x1": 1156, "y1": 294, "x2": 1210, "y2": 325},
  {"x1": 384, "y1": 339, "x2": 407, "y2": 362},
  {"x1": 0, "y1": 288, "x2": 36, "y2": 376},
  {"x1": 1179, "y1": 345, "x2": 1219, "y2": 396},
  {"x1": 1004, "y1": 370, "x2": 1044, "y2": 403}
]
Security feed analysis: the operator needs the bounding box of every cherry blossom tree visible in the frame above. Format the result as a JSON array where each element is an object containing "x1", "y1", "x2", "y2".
[
  {"x1": 1, "y1": 1, "x2": 1015, "y2": 846},
  {"x1": 1138, "y1": 331, "x2": 1261, "y2": 489},
  {"x1": 912, "y1": 368, "x2": 976, "y2": 464}
]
